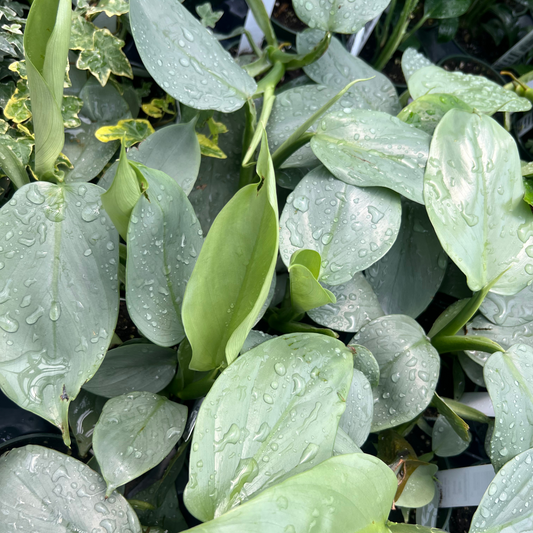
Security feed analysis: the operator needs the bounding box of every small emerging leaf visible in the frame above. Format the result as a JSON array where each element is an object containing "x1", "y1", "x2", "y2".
[{"x1": 196, "y1": 2, "x2": 223, "y2": 28}]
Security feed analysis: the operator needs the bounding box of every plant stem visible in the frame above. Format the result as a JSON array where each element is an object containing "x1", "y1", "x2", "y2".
[
  {"x1": 374, "y1": 0, "x2": 419, "y2": 72},
  {"x1": 244, "y1": 0, "x2": 277, "y2": 47},
  {"x1": 271, "y1": 78, "x2": 371, "y2": 168},
  {"x1": 243, "y1": 28, "x2": 263, "y2": 57},
  {"x1": 432, "y1": 335, "x2": 504, "y2": 355},
  {"x1": 379, "y1": 0, "x2": 397, "y2": 50},
  {"x1": 401, "y1": 12, "x2": 429, "y2": 44},
  {"x1": 239, "y1": 99, "x2": 258, "y2": 188},
  {"x1": 242, "y1": 62, "x2": 285, "y2": 167}
]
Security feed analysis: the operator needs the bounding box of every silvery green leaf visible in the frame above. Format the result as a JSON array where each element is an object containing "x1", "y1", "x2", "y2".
[
  {"x1": 348, "y1": 342, "x2": 380, "y2": 389},
  {"x1": 408, "y1": 65, "x2": 531, "y2": 114},
  {"x1": 395, "y1": 463, "x2": 438, "y2": 509},
  {"x1": 424, "y1": 109, "x2": 533, "y2": 295},
  {"x1": 432, "y1": 415, "x2": 471, "y2": 457},
  {"x1": 480, "y1": 283, "x2": 533, "y2": 327},
  {"x1": 241, "y1": 329, "x2": 276, "y2": 354},
  {"x1": 297, "y1": 29, "x2": 400, "y2": 115},
  {"x1": 279, "y1": 166, "x2": 401, "y2": 286},
  {"x1": 311, "y1": 109, "x2": 431, "y2": 204},
  {"x1": 471, "y1": 447, "x2": 533, "y2": 533},
  {"x1": 277, "y1": 166, "x2": 309, "y2": 190},
  {"x1": 130, "y1": 0, "x2": 256, "y2": 112},
  {"x1": 333, "y1": 427, "x2": 363, "y2": 455},
  {"x1": 463, "y1": 315, "x2": 533, "y2": 367},
  {"x1": 267, "y1": 84, "x2": 372, "y2": 169},
  {"x1": 68, "y1": 389, "x2": 107, "y2": 457},
  {"x1": 0, "y1": 445, "x2": 142, "y2": 533},
  {"x1": 366, "y1": 200, "x2": 447, "y2": 317},
  {"x1": 185, "y1": 453, "x2": 397, "y2": 533},
  {"x1": 93, "y1": 391, "x2": 188, "y2": 495},
  {"x1": 183, "y1": 333, "x2": 352, "y2": 522},
  {"x1": 339, "y1": 368, "x2": 373, "y2": 447},
  {"x1": 458, "y1": 352, "x2": 485, "y2": 387},
  {"x1": 401, "y1": 48, "x2": 433, "y2": 82},
  {"x1": 254, "y1": 273, "x2": 276, "y2": 327},
  {"x1": 292, "y1": 0, "x2": 389, "y2": 33},
  {"x1": 0, "y1": 182, "x2": 118, "y2": 444},
  {"x1": 307, "y1": 272, "x2": 384, "y2": 332},
  {"x1": 126, "y1": 166, "x2": 203, "y2": 347},
  {"x1": 353, "y1": 315, "x2": 440, "y2": 431},
  {"x1": 188, "y1": 109, "x2": 243, "y2": 233},
  {"x1": 484, "y1": 344, "x2": 533, "y2": 470},
  {"x1": 83, "y1": 343, "x2": 177, "y2": 398}
]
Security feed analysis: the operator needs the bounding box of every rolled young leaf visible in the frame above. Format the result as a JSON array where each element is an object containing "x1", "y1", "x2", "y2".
[
  {"x1": 182, "y1": 133, "x2": 278, "y2": 371},
  {"x1": 24, "y1": 0, "x2": 71, "y2": 178},
  {"x1": 0, "y1": 445, "x2": 142, "y2": 533},
  {"x1": 288, "y1": 249, "x2": 336, "y2": 314},
  {"x1": 184, "y1": 333, "x2": 353, "y2": 521},
  {"x1": 130, "y1": 0, "x2": 256, "y2": 112},
  {"x1": 424, "y1": 109, "x2": 533, "y2": 295},
  {"x1": 101, "y1": 143, "x2": 144, "y2": 240},
  {"x1": 0, "y1": 182, "x2": 119, "y2": 445},
  {"x1": 93, "y1": 391, "x2": 188, "y2": 496}
]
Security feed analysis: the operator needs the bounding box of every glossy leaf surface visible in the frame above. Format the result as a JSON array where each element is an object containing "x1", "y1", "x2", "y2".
[
  {"x1": 293, "y1": 0, "x2": 389, "y2": 33},
  {"x1": 425, "y1": 0, "x2": 471, "y2": 17},
  {"x1": 480, "y1": 283, "x2": 533, "y2": 327},
  {"x1": 484, "y1": 344, "x2": 533, "y2": 471},
  {"x1": 348, "y1": 341, "x2": 380, "y2": 389},
  {"x1": 127, "y1": 165, "x2": 203, "y2": 347},
  {"x1": 93, "y1": 391, "x2": 188, "y2": 495},
  {"x1": 0, "y1": 182, "x2": 118, "y2": 443},
  {"x1": 401, "y1": 48, "x2": 433, "y2": 82},
  {"x1": 83, "y1": 343, "x2": 177, "y2": 398},
  {"x1": 432, "y1": 415, "x2": 471, "y2": 457},
  {"x1": 311, "y1": 109, "x2": 430, "y2": 204},
  {"x1": 187, "y1": 453, "x2": 396, "y2": 533},
  {"x1": 130, "y1": 0, "x2": 256, "y2": 112},
  {"x1": 408, "y1": 66, "x2": 531, "y2": 114},
  {"x1": 395, "y1": 463, "x2": 438, "y2": 509},
  {"x1": 308, "y1": 272, "x2": 384, "y2": 332},
  {"x1": 184, "y1": 333, "x2": 353, "y2": 521},
  {"x1": 353, "y1": 315, "x2": 440, "y2": 431},
  {"x1": 424, "y1": 109, "x2": 533, "y2": 295},
  {"x1": 470, "y1": 447, "x2": 533, "y2": 533},
  {"x1": 339, "y1": 368, "x2": 373, "y2": 447},
  {"x1": 267, "y1": 84, "x2": 372, "y2": 169},
  {"x1": 297, "y1": 30, "x2": 400, "y2": 115},
  {"x1": 0, "y1": 445, "x2": 142, "y2": 533},
  {"x1": 182, "y1": 136, "x2": 278, "y2": 371},
  {"x1": 279, "y1": 166, "x2": 401, "y2": 285},
  {"x1": 366, "y1": 200, "x2": 447, "y2": 317}
]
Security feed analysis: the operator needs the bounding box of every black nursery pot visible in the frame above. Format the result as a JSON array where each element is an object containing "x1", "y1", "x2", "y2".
[{"x1": 437, "y1": 55, "x2": 505, "y2": 84}]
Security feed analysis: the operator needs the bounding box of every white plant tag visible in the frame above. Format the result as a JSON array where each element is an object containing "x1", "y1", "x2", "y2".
[
  {"x1": 238, "y1": 0, "x2": 276, "y2": 54},
  {"x1": 437, "y1": 464, "x2": 495, "y2": 508},
  {"x1": 460, "y1": 392, "x2": 494, "y2": 417}
]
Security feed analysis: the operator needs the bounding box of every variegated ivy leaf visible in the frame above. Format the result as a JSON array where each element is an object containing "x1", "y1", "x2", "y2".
[
  {"x1": 95, "y1": 118, "x2": 154, "y2": 147},
  {"x1": 84, "y1": 0, "x2": 130, "y2": 16},
  {"x1": 61, "y1": 95, "x2": 83, "y2": 128},
  {"x1": 141, "y1": 95, "x2": 176, "y2": 118},
  {"x1": 196, "y1": 2, "x2": 223, "y2": 28},
  {"x1": 70, "y1": 10, "x2": 95, "y2": 51},
  {"x1": 77, "y1": 28, "x2": 133, "y2": 86},
  {"x1": 4, "y1": 78, "x2": 30, "y2": 123},
  {"x1": 196, "y1": 133, "x2": 226, "y2": 159}
]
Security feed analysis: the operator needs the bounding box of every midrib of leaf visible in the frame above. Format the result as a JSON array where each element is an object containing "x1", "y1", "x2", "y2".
[{"x1": 502, "y1": 354, "x2": 533, "y2": 406}]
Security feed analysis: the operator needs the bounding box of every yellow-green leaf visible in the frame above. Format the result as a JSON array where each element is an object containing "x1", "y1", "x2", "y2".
[
  {"x1": 85, "y1": 0, "x2": 130, "y2": 16},
  {"x1": 196, "y1": 133, "x2": 226, "y2": 159},
  {"x1": 77, "y1": 28, "x2": 133, "y2": 86},
  {"x1": 141, "y1": 95, "x2": 175, "y2": 118},
  {"x1": 3, "y1": 78, "x2": 30, "y2": 123},
  {"x1": 95, "y1": 118, "x2": 154, "y2": 148}
]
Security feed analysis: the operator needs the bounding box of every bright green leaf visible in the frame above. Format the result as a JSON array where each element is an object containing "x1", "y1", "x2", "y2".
[
  {"x1": 183, "y1": 333, "x2": 353, "y2": 521},
  {"x1": 182, "y1": 133, "x2": 278, "y2": 371},
  {"x1": 424, "y1": 109, "x2": 533, "y2": 294},
  {"x1": 0, "y1": 182, "x2": 119, "y2": 445},
  {"x1": 93, "y1": 391, "x2": 188, "y2": 496}
]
